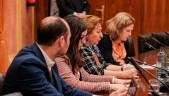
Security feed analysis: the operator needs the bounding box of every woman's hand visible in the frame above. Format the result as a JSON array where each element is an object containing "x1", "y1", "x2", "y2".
[
  {"x1": 123, "y1": 64, "x2": 135, "y2": 70},
  {"x1": 122, "y1": 69, "x2": 138, "y2": 79},
  {"x1": 116, "y1": 78, "x2": 131, "y2": 84},
  {"x1": 110, "y1": 84, "x2": 128, "y2": 91},
  {"x1": 109, "y1": 84, "x2": 128, "y2": 96},
  {"x1": 111, "y1": 76, "x2": 131, "y2": 84}
]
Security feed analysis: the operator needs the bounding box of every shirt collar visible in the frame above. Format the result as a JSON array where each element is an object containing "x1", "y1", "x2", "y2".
[{"x1": 36, "y1": 43, "x2": 55, "y2": 66}]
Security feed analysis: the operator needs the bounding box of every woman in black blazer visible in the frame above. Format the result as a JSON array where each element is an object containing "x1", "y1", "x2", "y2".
[{"x1": 98, "y1": 12, "x2": 135, "y2": 65}]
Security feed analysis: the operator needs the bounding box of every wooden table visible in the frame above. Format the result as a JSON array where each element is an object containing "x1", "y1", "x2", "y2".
[{"x1": 136, "y1": 48, "x2": 169, "y2": 96}]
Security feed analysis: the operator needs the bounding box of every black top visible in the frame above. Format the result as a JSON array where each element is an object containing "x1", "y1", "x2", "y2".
[
  {"x1": 57, "y1": 0, "x2": 90, "y2": 17},
  {"x1": 97, "y1": 34, "x2": 135, "y2": 65}
]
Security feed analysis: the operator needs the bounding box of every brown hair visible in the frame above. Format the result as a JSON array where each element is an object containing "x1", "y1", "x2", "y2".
[
  {"x1": 64, "y1": 15, "x2": 87, "y2": 73},
  {"x1": 81, "y1": 15, "x2": 101, "y2": 34},
  {"x1": 106, "y1": 12, "x2": 135, "y2": 41}
]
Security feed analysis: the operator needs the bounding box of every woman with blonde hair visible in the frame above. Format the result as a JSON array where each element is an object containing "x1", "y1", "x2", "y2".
[
  {"x1": 80, "y1": 14, "x2": 137, "y2": 79},
  {"x1": 98, "y1": 12, "x2": 135, "y2": 65}
]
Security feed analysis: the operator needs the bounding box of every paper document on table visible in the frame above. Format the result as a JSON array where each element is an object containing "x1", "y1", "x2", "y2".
[
  {"x1": 151, "y1": 64, "x2": 157, "y2": 67},
  {"x1": 139, "y1": 64, "x2": 155, "y2": 69}
]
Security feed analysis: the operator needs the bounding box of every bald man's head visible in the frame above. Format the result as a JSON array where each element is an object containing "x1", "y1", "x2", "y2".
[{"x1": 37, "y1": 16, "x2": 70, "y2": 46}]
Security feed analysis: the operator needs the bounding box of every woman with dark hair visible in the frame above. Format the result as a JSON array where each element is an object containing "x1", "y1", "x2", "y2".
[{"x1": 55, "y1": 15, "x2": 129, "y2": 95}]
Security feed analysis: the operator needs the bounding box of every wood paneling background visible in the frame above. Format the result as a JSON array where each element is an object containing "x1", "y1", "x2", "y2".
[
  {"x1": 0, "y1": 0, "x2": 9, "y2": 74},
  {"x1": 4, "y1": 0, "x2": 35, "y2": 60},
  {"x1": 88, "y1": 0, "x2": 169, "y2": 57},
  {"x1": 142, "y1": 0, "x2": 169, "y2": 34},
  {"x1": 0, "y1": 0, "x2": 37, "y2": 74},
  {"x1": 88, "y1": 0, "x2": 169, "y2": 34},
  {"x1": 87, "y1": 0, "x2": 106, "y2": 29},
  {"x1": 35, "y1": 0, "x2": 49, "y2": 29}
]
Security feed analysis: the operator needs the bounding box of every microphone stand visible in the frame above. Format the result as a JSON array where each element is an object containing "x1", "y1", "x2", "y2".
[
  {"x1": 128, "y1": 57, "x2": 159, "y2": 96},
  {"x1": 151, "y1": 37, "x2": 168, "y2": 48},
  {"x1": 132, "y1": 58, "x2": 169, "y2": 91},
  {"x1": 134, "y1": 58, "x2": 169, "y2": 75},
  {"x1": 144, "y1": 37, "x2": 168, "y2": 53},
  {"x1": 145, "y1": 42, "x2": 156, "y2": 50}
]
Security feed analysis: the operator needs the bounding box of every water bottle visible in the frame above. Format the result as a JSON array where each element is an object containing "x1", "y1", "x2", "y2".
[{"x1": 156, "y1": 48, "x2": 167, "y2": 81}]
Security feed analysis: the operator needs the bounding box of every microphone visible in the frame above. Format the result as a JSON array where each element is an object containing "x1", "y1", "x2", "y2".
[
  {"x1": 132, "y1": 58, "x2": 169, "y2": 75},
  {"x1": 128, "y1": 57, "x2": 159, "y2": 96},
  {"x1": 128, "y1": 57, "x2": 169, "y2": 93},
  {"x1": 145, "y1": 42, "x2": 156, "y2": 50},
  {"x1": 151, "y1": 37, "x2": 168, "y2": 48},
  {"x1": 160, "y1": 81, "x2": 169, "y2": 92}
]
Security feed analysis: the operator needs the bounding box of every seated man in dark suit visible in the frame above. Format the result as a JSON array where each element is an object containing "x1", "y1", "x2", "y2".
[{"x1": 2, "y1": 16, "x2": 92, "y2": 96}]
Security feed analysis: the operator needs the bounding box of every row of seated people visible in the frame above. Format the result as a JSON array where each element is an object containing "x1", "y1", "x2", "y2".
[{"x1": 1, "y1": 12, "x2": 138, "y2": 96}]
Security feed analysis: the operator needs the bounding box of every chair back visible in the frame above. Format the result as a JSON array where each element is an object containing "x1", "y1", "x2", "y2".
[
  {"x1": 138, "y1": 32, "x2": 169, "y2": 53},
  {"x1": 125, "y1": 36, "x2": 135, "y2": 57}
]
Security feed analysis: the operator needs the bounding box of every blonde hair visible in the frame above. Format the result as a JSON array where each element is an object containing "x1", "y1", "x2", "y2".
[
  {"x1": 81, "y1": 15, "x2": 101, "y2": 34},
  {"x1": 106, "y1": 12, "x2": 135, "y2": 41}
]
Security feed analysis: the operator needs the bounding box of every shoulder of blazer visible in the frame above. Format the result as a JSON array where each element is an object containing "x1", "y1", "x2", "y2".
[
  {"x1": 12, "y1": 43, "x2": 47, "y2": 68},
  {"x1": 98, "y1": 34, "x2": 112, "y2": 49}
]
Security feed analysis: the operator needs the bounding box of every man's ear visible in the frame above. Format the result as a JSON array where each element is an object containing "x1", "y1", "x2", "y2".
[{"x1": 58, "y1": 36, "x2": 65, "y2": 47}]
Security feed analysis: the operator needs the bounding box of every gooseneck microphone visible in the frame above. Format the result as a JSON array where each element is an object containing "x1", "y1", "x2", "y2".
[
  {"x1": 151, "y1": 37, "x2": 168, "y2": 48},
  {"x1": 133, "y1": 58, "x2": 169, "y2": 75},
  {"x1": 145, "y1": 42, "x2": 156, "y2": 50},
  {"x1": 128, "y1": 57, "x2": 159, "y2": 96},
  {"x1": 132, "y1": 58, "x2": 169, "y2": 92}
]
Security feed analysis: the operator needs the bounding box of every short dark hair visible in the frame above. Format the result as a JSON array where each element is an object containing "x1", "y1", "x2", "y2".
[
  {"x1": 37, "y1": 17, "x2": 69, "y2": 46},
  {"x1": 64, "y1": 15, "x2": 87, "y2": 73}
]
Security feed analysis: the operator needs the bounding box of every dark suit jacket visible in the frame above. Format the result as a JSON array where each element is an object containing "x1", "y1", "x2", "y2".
[
  {"x1": 57, "y1": 0, "x2": 90, "y2": 17},
  {"x1": 98, "y1": 34, "x2": 135, "y2": 65},
  {"x1": 2, "y1": 43, "x2": 92, "y2": 96}
]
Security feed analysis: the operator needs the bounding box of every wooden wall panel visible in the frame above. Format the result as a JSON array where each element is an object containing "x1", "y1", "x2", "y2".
[
  {"x1": 0, "y1": 0, "x2": 36, "y2": 73},
  {"x1": 4, "y1": 0, "x2": 17, "y2": 56},
  {"x1": 88, "y1": 0, "x2": 105, "y2": 19},
  {"x1": 22, "y1": 1, "x2": 34, "y2": 47},
  {"x1": 142, "y1": 0, "x2": 169, "y2": 34},
  {"x1": 34, "y1": 0, "x2": 49, "y2": 40},
  {"x1": 35, "y1": 0, "x2": 49, "y2": 30},
  {"x1": 88, "y1": 0, "x2": 169, "y2": 56},
  {"x1": 88, "y1": 0, "x2": 169, "y2": 34},
  {"x1": 106, "y1": 0, "x2": 133, "y2": 19},
  {"x1": 0, "y1": 0, "x2": 3, "y2": 33},
  {"x1": 0, "y1": 0, "x2": 9, "y2": 74},
  {"x1": 0, "y1": 0, "x2": 47, "y2": 73},
  {"x1": 87, "y1": 0, "x2": 106, "y2": 30},
  {"x1": 3, "y1": 0, "x2": 35, "y2": 60}
]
